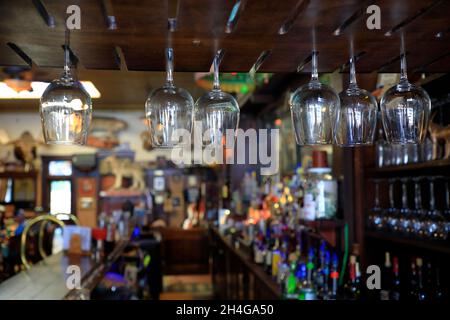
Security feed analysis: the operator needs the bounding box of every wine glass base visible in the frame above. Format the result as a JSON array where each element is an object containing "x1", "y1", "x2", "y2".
[{"x1": 45, "y1": 140, "x2": 86, "y2": 146}]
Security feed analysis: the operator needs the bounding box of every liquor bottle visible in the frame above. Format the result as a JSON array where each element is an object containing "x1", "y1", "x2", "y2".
[
  {"x1": 355, "y1": 260, "x2": 362, "y2": 298},
  {"x1": 344, "y1": 255, "x2": 361, "y2": 300},
  {"x1": 416, "y1": 258, "x2": 426, "y2": 300},
  {"x1": 314, "y1": 242, "x2": 326, "y2": 293},
  {"x1": 105, "y1": 216, "x2": 116, "y2": 256},
  {"x1": 277, "y1": 252, "x2": 290, "y2": 285},
  {"x1": 390, "y1": 256, "x2": 401, "y2": 300},
  {"x1": 318, "y1": 250, "x2": 330, "y2": 300},
  {"x1": 298, "y1": 248, "x2": 317, "y2": 300},
  {"x1": 264, "y1": 239, "x2": 273, "y2": 274},
  {"x1": 425, "y1": 261, "x2": 434, "y2": 299},
  {"x1": 435, "y1": 267, "x2": 444, "y2": 301},
  {"x1": 284, "y1": 261, "x2": 298, "y2": 300},
  {"x1": 328, "y1": 253, "x2": 340, "y2": 300},
  {"x1": 380, "y1": 252, "x2": 392, "y2": 300},
  {"x1": 408, "y1": 259, "x2": 419, "y2": 300},
  {"x1": 271, "y1": 237, "x2": 282, "y2": 278}
]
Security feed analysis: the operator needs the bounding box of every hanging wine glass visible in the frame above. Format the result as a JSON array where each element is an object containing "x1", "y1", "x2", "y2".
[
  {"x1": 40, "y1": 30, "x2": 92, "y2": 145},
  {"x1": 145, "y1": 48, "x2": 194, "y2": 148},
  {"x1": 334, "y1": 55, "x2": 377, "y2": 146},
  {"x1": 290, "y1": 51, "x2": 339, "y2": 145},
  {"x1": 398, "y1": 178, "x2": 412, "y2": 234},
  {"x1": 385, "y1": 178, "x2": 400, "y2": 232},
  {"x1": 380, "y1": 41, "x2": 431, "y2": 144},
  {"x1": 424, "y1": 176, "x2": 446, "y2": 240},
  {"x1": 443, "y1": 178, "x2": 450, "y2": 240},
  {"x1": 194, "y1": 50, "x2": 240, "y2": 147},
  {"x1": 411, "y1": 177, "x2": 426, "y2": 237},
  {"x1": 368, "y1": 178, "x2": 382, "y2": 229}
]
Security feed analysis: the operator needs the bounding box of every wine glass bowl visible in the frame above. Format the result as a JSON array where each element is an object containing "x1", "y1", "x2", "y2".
[
  {"x1": 290, "y1": 51, "x2": 339, "y2": 145},
  {"x1": 195, "y1": 90, "x2": 239, "y2": 147},
  {"x1": 146, "y1": 85, "x2": 194, "y2": 148},
  {"x1": 334, "y1": 56, "x2": 377, "y2": 147},
  {"x1": 40, "y1": 78, "x2": 92, "y2": 145},
  {"x1": 145, "y1": 48, "x2": 194, "y2": 148},
  {"x1": 40, "y1": 30, "x2": 92, "y2": 145},
  {"x1": 380, "y1": 84, "x2": 431, "y2": 144},
  {"x1": 380, "y1": 50, "x2": 431, "y2": 145},
  {"x1": 194, "y1": 51, "x2": 240, "y2": 147}
]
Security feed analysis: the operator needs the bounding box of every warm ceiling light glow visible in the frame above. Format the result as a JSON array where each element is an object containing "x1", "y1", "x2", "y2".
[{"x1": 0, "y1": 81, "x2": 101, "y2": 99}]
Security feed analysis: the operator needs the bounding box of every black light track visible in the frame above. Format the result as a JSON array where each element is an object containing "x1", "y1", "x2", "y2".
[
  {"x1": 101, "y1": 0, "x2": 117, "y2": 30},
  {"x1": 296, "y1": 52, "x2": 315, "y2": 73},
  {"x1": 333, "y1": 0, "x2": 375, "y2": 36},
  {"x1": 385, "y1": 0, "x2": 443, "y2": 36},
  {"x1": 339, "y1": 51, "x2": 367, "y2": 72},
  {"x1": 168, "y1": 0, "x2": 180, "y2": 32},
  {"x1": 435, "y1": 26, "x2": 450, "y2": 38},
  {"x1": 32, "y1": 0, "x2": 55, "y2": 28},
  {"x1": 377, "y1": 52, "x2": 409, "y2": 72},
  {"x1": 6, "y1": 42, "x2": 33, "y2": 67},
  {"x1": 278, "y1": 0, "x2": 310, "y2": 35},
  {"x1": 114, "y1": 46, "x2": 127, "y2": 71},
  {"x1": 414, "y1": 51, "x2": 450, "y2": 73},
  {"x1": 225, "y1": 0, "x2": 246, "y2": 34},
  {"x1": 249, "y1": 50, "x2": 272, "y2": 74}
]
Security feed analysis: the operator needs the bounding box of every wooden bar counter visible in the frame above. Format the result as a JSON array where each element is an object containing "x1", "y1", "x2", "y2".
[
  {"x1": 210, "y1": 228, "x2": 281, "y2": 300},
  {"x1": 0, "y1": 241, "x2": 128, "y2": 300}
]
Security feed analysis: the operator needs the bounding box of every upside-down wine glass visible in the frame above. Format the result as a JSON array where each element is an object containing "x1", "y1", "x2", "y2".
[
  {"x1": 398, "y1": 178, "x2": 412, "y2": 234},
  {"x1": 368, "y1": 178, "x2": 382, "y2": 229},
  {"x1": 194, "y1": 50, "x2": 240, "y2": 147},
  {"x1": 386, "y1": 178, "x2": 400, "y2": 232},
  {"x1": 411, "y1": 177, "x2": 427, "y2": 237},
  {"x1": 334, "y1": 55, "x2": 377, "y2": 146},
  {"x1": 443, "y1": 178, "x2": 450, "y2": 240},
  {"x1": 145, "y1": 48, "x2": 194, "y2": 148},
  {"x1": 380, "y1": 41, "x2": 431, "y2": 144},
  {"x1": 290, "y1": 51, "x2": 339, "y2": 145},
  {"x1": 424, "y1": 176, "x2": 446, "y2": 240},
  {"x1": 40, "y1": 30, "x2": 92, "y2": 145}
]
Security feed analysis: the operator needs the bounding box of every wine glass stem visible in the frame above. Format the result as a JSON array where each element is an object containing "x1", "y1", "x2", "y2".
[
  {"x1": 64, "y1": 29, "x2": 70, "y2": 75},
  {"x1": 415, "y1": 182, "x2": 422, "y2": 209},
  {"x1": 213, "y1": 53, "x2": 220, "y2": 91},
  {"x1": 402, "y1": 182, "x2": 408, "y2": 208},
  {"x1": 400, "y1": 52, "x2": 408, "y2": 83},
  {"x1": 311, "y1": 51, "x2": 319, "y2": 82},
  {"x1": 389, "y1": 181, "x2": 395, "y2": 208},
  {"x1": 349, "y1": 56, "x2": 357, "y2": 89},
  {"x1": 166, "y1": 48, "x2": 174, "y2": 86},
  {"x1": 374, "y1": 182, "x2": 380, "y2": 207},
  {"x1": 429, "y1": 180, "x2": 435, "y2": 211}
]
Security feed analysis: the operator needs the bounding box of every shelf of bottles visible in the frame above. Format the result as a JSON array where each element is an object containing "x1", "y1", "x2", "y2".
[
  {"x1": 248, "y1": 220, "x2": 361, "y2": 300},
  {"x1": 371, "y1": 250, "x2": 445, "y2": 301}
]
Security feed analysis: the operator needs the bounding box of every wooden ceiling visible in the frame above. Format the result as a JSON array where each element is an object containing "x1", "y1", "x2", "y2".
[{"x1": 1, "y1": 0, "x2": 450, "y2": 74}]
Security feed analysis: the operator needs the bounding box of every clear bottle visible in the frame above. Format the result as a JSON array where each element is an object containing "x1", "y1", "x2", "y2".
[{"x1": 304, "y1": 167, "x2": 338, "y2": 220}]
